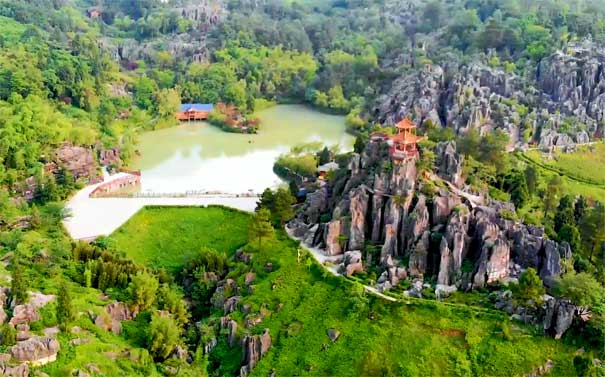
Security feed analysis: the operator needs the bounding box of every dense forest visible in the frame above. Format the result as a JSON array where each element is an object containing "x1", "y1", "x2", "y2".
[{"x1": 0, "y1": 0, "x2": 603, "y2": 376}]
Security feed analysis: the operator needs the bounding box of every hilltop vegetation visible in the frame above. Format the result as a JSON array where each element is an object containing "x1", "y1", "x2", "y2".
[
  {"x1": 107, "y1": 206, "x2": 579, "y2": 377},
  {"x1": 0, "y1": 0, "x2": 603, "y2": 375}
]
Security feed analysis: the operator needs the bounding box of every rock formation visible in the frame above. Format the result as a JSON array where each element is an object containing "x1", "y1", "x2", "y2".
[
  {"x1": 375, "y1": 41, "x2": 605, "y2": 149},
  {"x1": 95, "y1": 302, "x2": 132, "y2": 334},
  {"x1": 0, "y1": 363, "x2": 28, "y2": 377},
  {"x1": 10, "y1": 305, "x2": 40, "y2": 327},
  {"x1": 55, "y1": 143, "x2": 99, "y2": 182},
  {"x1": 339, "y1": 250, "x2": 363, "y2": 277},
  {"x1": 10, "y1": 337, "x2": 60, "y2": 366},
  {"x1": 290, "y1": 137, "x2": 574, "y2": 337},
  {"x1": 240, "y1": 329, "x2": 271, "y2": 376}
]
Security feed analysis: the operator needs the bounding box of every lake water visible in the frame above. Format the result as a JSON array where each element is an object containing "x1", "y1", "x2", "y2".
[{"x1": 132, "y1": 105, "x2": 355, "y2": 194}]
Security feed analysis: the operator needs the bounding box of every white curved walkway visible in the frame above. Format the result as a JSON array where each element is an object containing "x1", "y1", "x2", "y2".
[{"x1": 63, "y1": 173, "x2": 258, "y2": 240}]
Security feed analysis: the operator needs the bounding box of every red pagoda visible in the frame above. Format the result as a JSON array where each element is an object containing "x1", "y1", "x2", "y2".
[{"x1": 388, "y1": 118, "x2": 422, "y2": 162}]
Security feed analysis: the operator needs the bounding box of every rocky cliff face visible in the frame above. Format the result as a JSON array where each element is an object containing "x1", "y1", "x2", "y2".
[
  {"x1": 374, "y1": 40, "x2": 604, "y2": 149},
  {"x1": 289, "y1": 138, "x2": 575, "y2": 336}
]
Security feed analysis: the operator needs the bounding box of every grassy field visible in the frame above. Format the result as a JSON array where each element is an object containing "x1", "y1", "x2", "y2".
[
  {"x1": 107, "y1": 206, "x2": 581, "y2": 376},
  {"x1": 525, "y1": 143, "x2": 605, "y2": 185},
  {"x1": 519, "y1": 150, "x2": 605, "y2": 202},
  {"x1": 110, "y1": 206, "x2": 250, "y2": 273}
]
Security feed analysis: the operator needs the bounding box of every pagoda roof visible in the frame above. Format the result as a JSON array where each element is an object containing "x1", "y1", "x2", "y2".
[
  {"x1": 391, "y1": 132, "x2": 423, "y2": 145},
  {"x1": 395, "y1": 118, "x2": 417, "y2": 129}
]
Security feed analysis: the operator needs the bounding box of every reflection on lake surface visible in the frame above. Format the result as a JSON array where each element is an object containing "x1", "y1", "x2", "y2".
[{"x1": 132, "y1": 105, "x2": 355, "y2": 194}]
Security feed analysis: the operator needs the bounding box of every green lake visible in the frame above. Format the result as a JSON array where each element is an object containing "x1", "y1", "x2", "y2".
[{"x1": 132, "y1": 105, "x2": 355, "y2": 194}]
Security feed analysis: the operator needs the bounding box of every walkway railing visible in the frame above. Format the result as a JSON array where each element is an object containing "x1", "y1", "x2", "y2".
[{"x1": 98, "y1": 190, "x2": 260, "y2": 199}]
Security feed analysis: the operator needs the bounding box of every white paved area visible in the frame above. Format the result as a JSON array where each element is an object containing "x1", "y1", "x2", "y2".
[{"x1": 63, "y1": 173, "x2": 258, "y2": 240}]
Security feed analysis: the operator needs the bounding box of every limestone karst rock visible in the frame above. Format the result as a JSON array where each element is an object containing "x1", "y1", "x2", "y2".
[
  {"x1": 10, "y1": 337, "x2": 60, "y2": 366},
  {"x1": 289, "y1": 135, "x2": 575, "y2": 337},
  {"x1": 348, "y1": 187, "x2": 369, "y2": 251},
  {"x1": 240, "y1": 329, "x2": 271, "y2": 376}
]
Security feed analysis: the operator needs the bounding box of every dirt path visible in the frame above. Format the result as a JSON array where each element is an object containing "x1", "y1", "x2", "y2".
[{"x1": 286, "y1": 228, "x2": 398, "y2": 302}]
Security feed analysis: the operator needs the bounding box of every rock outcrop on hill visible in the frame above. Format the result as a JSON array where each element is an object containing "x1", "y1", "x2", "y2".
[
  {"x1": 10, "y1": 337, "x2": 60, "y2": 366},
  {"x1": 95, "y1": 302, "x2": 132, "y2": 334},
  {"x1": 289, "y1": 138, "x2": 575, "y2": 336},
  {"x1": 374, "y1": 40, "x2": 604, "y2": 149},
  {"x1": 0, "y1": 363, "x2": 28, "y2": 377},
  {"x1": 99, "y1": 2, "x2": 226, "y2": 64},
  {"x1": 240, "y1": 329, "x2": 271, "y2": 377},
  {"x1": 56, "y1": 143, "x2": 100, "y2": 182}
]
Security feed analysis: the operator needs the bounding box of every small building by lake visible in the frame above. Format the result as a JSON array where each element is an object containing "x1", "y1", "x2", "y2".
[{"x1": 176, "y1": 103, "x2": 214, "y2": 121}]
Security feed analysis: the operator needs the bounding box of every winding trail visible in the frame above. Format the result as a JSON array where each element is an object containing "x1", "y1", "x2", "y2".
[
  {"x1": 63, "y1": 173, "x2": 258, "y2": 240},
  {"x1": 285, "y1": 227, "x2": 398, "y2": 302}
]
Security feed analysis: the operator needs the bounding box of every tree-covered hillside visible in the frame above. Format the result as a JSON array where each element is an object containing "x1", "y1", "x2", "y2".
[{"x1": 0, "y1": 0, "x2": 603, "y2": 376}]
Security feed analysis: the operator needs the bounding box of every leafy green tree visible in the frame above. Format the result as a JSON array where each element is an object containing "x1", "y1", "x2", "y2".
[
  {"x1": 478, "y1": 130, "x2": 509, "y2": 172},
  {"x1": 554, "y1": 195, "x2": 575, "y2": 233},
  {"x1": 524, "y1": 165, "x2": 538, "y2": 195},
  {"x1": 544, "y1": 175, "x2": 563, "y2": 216},
  {"x1": 0, "y1": 189, "x2": 17, "y2": 226},
  {"x1": 134, "y1": 76, "x2": 158, "y2": 110},
  {"x1": 273, "y1": 187, "x2": 295, "y2": 226},
  {"x1": 581, "y1": 203, "x2": 605, "y2": 264},
  {"x1": 249, "y1": 209, "x2": 274, "y2": 252},
  {"x1": 422, "y1": 1, "x2": 444, "y2": 29},
  {"x1": 256, "y1": 188, "x2": 275, "y2": 212},
  {"x1": 558, "y1": 224, "x2": 582, "y2": 254},
  {"x1": 555, "y1": 272, "x2": 605, "y2": 308},
  {"x1": 289, "y1": 179, "x2": 299, "y2": 197},
  {"x1": 0, "y1": 324, "x2": 16, "y2": 347},
  {"x1": 459, "y1": 129, "x2": 481, "y2": 157},
  {"x1": 510, "y1": 171, "x2": 530, "y2": 209},
  {"x1": 574, "y1": 196, "x2": 587, "y2": 223},
  {"x1": 147, "y1": 311, "x2": 181, "y2": 360},
  {"x1": 56, "y1": 281, "x2": 75, "y2": 330},
  {"x1": 353, "y1": 136, "x2": 365, "y2": 154},
  {"x1": 447, "y1": 9, "x2": 481, "y2": 51},
  {"x1": 155, "y1": 88, "x2": 181, "y2": 119},
  {"x1": 158, "y1": 284, "x2": 189, "y2": 326},
  {"x1": 513, "y1": 268, "x2": 545, "y2": 306},
  {"x1": 318, "y1": 147, "x2": 331, "y2": 165},
  {"x1": 327, "y1": 85, "x2": 350, "y2": 112},
  {"x1": 127, "y1": 271, "x2": 159, "y2": 314},
  {"x1": 223, "y1": 80, "x2": 248, "y2": 110}
]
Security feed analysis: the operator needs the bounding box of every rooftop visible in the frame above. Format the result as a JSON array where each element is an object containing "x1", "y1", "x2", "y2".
[
  {"x1": 180, "y1": 103, "x2": 214, "y2": 112},
  {"x1": 391, "y1": 131, "x2": 423, "y2": 145},
  {"x1": 395, "y1": 118, "x2": 417, "y2": 129}
]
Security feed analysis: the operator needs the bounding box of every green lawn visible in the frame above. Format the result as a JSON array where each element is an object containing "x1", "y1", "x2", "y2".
[
  {"x1": 110, "y1": 206, "x2": 251, "y2": 273},
  {"x1": 519, "y1": 150, "x2": 605, "y2": 202},
  {"x1": 525, "y1": 143, "x2": 605, "y2": 185},
  {"x1": 107, "y1": 206, "x2": 580, "y2": 376}
]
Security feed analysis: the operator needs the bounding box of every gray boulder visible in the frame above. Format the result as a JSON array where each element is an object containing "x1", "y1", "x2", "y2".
[{"x1": 11, "y1": 336, "x2": 60, "y2": 365}]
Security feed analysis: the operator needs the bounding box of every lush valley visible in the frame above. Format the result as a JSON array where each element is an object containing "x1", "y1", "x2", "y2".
[{"x1": 0, "y1": 0, "x2": 603, "y2": 376}]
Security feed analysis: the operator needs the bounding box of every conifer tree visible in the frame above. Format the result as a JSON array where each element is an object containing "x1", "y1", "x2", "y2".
[
  {"x1": 11, "y1": 257, "x2": 27, "y2": 305},
  {"x1": 56, "y1": 281, "x2": 75, "y2": 330},
  {"x1": 249, "y1": 209, "x2": 274, "y2": 252}
]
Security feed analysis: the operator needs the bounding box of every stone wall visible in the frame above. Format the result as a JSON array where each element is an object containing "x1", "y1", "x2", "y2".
[{"x1": 90, "y1": 173, "x2": 141, "y2": 198}]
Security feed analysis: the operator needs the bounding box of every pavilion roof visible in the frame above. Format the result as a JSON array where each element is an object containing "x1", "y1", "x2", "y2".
[
  {"x1": 395, "y1": 118, "x2": 417, "y2": 129},
  {"x1": 180, "y1": 103, "x2": 214, "y2": 112},
  {"x1": 391, "y1": 132, "x2": 423, "y2": 145}
]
